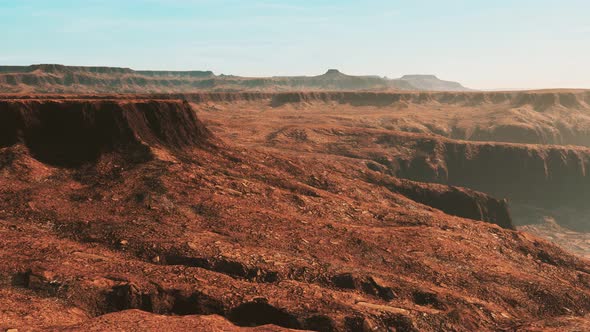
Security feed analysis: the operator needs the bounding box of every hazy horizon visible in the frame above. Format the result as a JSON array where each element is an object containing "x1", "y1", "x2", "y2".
[{"x1": 1, "y1": 0, "x2": 589, "y2": 90}]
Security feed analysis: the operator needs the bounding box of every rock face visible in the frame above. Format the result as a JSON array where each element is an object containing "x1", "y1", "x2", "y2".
[
  {"x1": 324, "y1": 129, "x2": 590, "y2": 230},
  {"x1": 368, "y1": 173, "x2": 514, "y2": 229},
  {"x1": 0, "y1": 65, "x2": 469, "y2": 93},
  {"x1": 381, "y1": 132, "x2": 590, "y2": 207},
  {"x1": 0, "y1": 98, "x2": 210, "y2": 166},
  {"x1": 4, "y1": 90, "x2": 590, "y2": 111},
  {"x1": 263, "y1": 90, "x2": 590, "y2": 111}
]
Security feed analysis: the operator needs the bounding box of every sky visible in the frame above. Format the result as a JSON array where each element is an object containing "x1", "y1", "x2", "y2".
[{"x1": 0, "y1": 0, "x2": 589, "y2": 89}]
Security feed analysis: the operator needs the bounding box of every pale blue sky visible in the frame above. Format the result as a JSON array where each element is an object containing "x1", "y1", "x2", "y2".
[{"x1": 1, "y1": 0, "x2": 589, "y2": 89}]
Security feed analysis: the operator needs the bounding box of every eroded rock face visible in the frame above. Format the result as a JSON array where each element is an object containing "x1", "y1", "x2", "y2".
[
  {"x1": 381, "y1": 133, "x2": 590, "y2": 207},
  {"x1": 0, "y1": 98, "x2": 210, "y2": 166},
  {"x1": 368, "y1": 172, "x2": 514, "y2": 229}
]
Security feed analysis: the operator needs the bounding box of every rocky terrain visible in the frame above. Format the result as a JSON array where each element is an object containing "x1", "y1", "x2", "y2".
[
  {"x1": 1, "y1": 92, "x2": 590, "y2": 331},
  {"x1": 0, "y1": 65, "x2": 469, "y2": 93},
  {"x1": 188, "y1": 91, "x2": 590, "y2": 232}
]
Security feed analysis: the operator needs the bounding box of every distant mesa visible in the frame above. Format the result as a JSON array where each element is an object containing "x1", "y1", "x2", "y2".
[
  {"x1": 0, "y1": 64, "x2": 471, "y2": 93},
  {"x1": 322, "y1": 69, "x2": 345, "y2": 76},
  {"x1": 401, "y1": 74, "x2": 439, "y2": 80},
  {"x1": 397, "y1": 74, "x2": 468, "y2": 91}
]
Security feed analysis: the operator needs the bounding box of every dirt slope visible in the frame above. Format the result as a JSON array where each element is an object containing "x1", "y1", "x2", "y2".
[{"x1": 1, "y1": 96, "x2": 590, "y2": 331}]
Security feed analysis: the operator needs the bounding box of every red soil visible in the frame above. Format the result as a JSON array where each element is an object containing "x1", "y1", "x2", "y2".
[{"x1": 1, "y1": 94, "x2": 590, "y2": 331}]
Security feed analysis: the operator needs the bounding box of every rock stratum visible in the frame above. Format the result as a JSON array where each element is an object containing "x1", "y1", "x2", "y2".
[
  {"x1": 0, "y1": 98, "x2": 210, "y2": 167},
  {"x1": 1, "y1": 93, "x2": 590, "y2": 331},
  {"x1": 0, "y1": 65, "x2": 469, "y2": 93}
]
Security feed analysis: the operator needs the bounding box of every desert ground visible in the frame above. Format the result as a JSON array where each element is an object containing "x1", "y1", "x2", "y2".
[{"x1": 1, "y1": 89, "x2": 590, "y2": 331}]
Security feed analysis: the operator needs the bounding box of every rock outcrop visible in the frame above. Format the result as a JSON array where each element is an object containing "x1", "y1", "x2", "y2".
[
  {"x1": 380, "y1": 132, "x2": 590, "y2": 207},
  {"x1": 0, "y1": 98, "x2": 210, "y2": 166},
  {"x1": 367, "y1": 172, "x2": 514, "y2": 229}
]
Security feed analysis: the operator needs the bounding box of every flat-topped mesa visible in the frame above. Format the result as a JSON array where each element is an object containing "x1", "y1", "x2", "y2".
[
  {"x1": 0, "y1": 65, "x2": 473, "y2": 92},
  {"x1": 0, "y1": 65, "x2": 212, "y2": 77},
  {"x1": 0, "y1": 98, "x2": 210, "y2": 167},
  {"x1": 0, "y1": 64, "x2": 135, "y2": 75},
  {"x1": 397, "y1": 75, "x2": 468, "y2": 91},
  {"x1": 135, "y1": 70, "x2": 214, "y2": 78},
  {"x1": 401, "y1": 74, "x2": 439, "y2": 80},
  {"x1": 322, "y1": 69, "x2": 345, "y2": 77}
]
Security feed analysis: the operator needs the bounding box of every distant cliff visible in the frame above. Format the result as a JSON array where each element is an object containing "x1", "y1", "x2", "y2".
[
  {"x1": 0, "y1": 65, "x2": 470, "y2": 93},
  {"x1": 396, "y1": 75, "x2": 469, "y2": 91}
]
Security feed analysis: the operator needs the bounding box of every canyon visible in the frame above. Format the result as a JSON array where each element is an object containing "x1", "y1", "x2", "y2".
[
  {"x1": 1, "y1": 89, "x2": 590, "y2": 330},
  {"x1": 190, "y1": 90, "x2": 590, "y2": 246}
]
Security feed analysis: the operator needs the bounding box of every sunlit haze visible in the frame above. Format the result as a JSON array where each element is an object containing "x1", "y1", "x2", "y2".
[{"x1": 1, "y1": 0, "x2": 589, "y2": 89}]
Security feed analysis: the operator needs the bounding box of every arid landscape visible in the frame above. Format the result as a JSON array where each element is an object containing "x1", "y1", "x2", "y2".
[
  {"x1": 0, "y1": 65, "x2": 468, "y2": 94},
  {"x1": 1, "y1": 63, "x2": 590, "y2": 331}
]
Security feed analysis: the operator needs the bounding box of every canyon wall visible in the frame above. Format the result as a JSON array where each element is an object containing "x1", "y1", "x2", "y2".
[
  {"x1": 367, "y1": 172, "x2": 514, "y2": 229},
  {"x1": 0, "y1": 98, "x2": 210, "y2": 166},
  {"x1": 3, "y1": 90, "x2": 589, "y2": 111},
  {"x1": 373, "y1": 132, "x2": 590, "y2": 229}
]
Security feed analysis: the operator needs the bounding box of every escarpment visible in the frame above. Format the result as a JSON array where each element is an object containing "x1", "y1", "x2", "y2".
[
  {"x1": 367, "y1": 172, "x2": 514, "y2": 229},
  {"x1": 184, "y1": 91, "x2": 590, "y2": 148},
  {"x1": 263, "y1": 91, "x2": 590, "y2": 147},
  {"x1": 378, "y1": 132, "x2": 590, "y2": 209},
  {"x1": 266, "y1": 90, "x2": 590, "y2": 109},
  {"x1": 0, "y1": 99, "x2": 210, "y2": 166}
]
